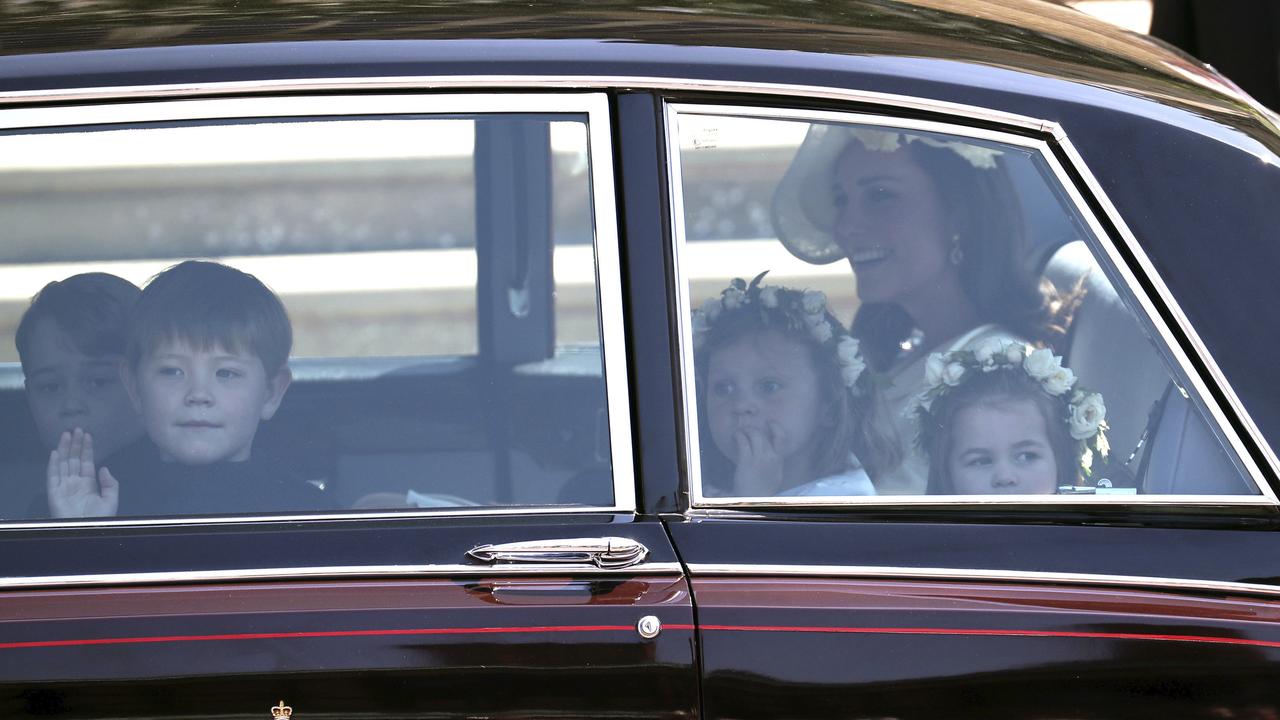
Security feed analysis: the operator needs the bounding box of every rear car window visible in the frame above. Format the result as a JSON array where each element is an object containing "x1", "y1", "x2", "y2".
[
  {"x1": 669, "y1": 106, "x2": 1264, "y2": 503},
  {"x1": 0, "y1": 95, "x2": 632, "y2": 521}
]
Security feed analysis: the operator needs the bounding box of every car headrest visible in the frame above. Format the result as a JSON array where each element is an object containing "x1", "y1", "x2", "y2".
[{"x1": 1041, "y1": 241, "x2": 1170, "y2": 468}]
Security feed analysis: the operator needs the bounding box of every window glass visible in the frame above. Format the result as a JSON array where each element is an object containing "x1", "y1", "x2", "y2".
[
  {"x1": 0, "y1": 108, "x2": 619, "y2": 520},
  {"x1": 673, "y1": 110, "x2": 1259, "y2": 501}
]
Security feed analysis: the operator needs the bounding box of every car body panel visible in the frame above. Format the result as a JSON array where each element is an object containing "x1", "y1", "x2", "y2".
[
  {"x1": 1, "y1": 1, "x2": 1280, "y2": 717},
  {"x1": 0, "y1": 519, "x2": 698, "y2": 717}
]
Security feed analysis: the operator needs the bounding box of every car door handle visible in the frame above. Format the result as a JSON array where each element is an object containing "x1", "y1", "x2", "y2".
[{"x1": 467, "y1": 537, "x2": 649, "y2": 569}]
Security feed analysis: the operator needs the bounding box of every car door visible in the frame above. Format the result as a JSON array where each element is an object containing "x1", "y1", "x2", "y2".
[
  {"x1": 662, "y1": 99, "x2": 1280, "y2": 718},
  {"x1": 0, "y1": 91, "x2": 697, "y2": 719}
]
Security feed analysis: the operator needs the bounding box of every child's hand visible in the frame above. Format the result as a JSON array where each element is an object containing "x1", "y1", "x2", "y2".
[
  {"x1": 46, "y1": 428, "x2": 119, "y2": 519},
  {"x1": 731, "y1": 421, "x2": 786, "y2": 496}
]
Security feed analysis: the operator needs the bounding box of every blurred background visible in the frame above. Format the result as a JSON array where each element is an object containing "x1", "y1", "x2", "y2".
[{"x1": 1070, "y1": 0, "x2": 1280, "y2": 111}]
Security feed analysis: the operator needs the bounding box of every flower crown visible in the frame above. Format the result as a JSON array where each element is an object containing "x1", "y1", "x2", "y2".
[
  {"x1": 850, "y1": 127, "x2": 1002, "y2": 170},
  {"x1": 914, "y1": 339, "x2": 1110, "y2": 476},
  {"x1": 692, "y1": 272, "x2": 868, "y2": 394}
]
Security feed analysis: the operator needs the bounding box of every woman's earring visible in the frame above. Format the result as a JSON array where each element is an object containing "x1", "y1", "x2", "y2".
[{"x1": 949, "y1": 233, "x2": 964, "y2": 265}]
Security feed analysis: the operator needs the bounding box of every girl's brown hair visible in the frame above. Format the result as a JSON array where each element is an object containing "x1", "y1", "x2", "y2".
[
  {"x1": 695, "y1": 285, "x2": 900, "y2": 493},
  {"x1": 922, "y1": 369, "x2": 1079, "y2": 494}
]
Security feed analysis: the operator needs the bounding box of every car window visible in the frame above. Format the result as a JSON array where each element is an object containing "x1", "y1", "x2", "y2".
[
  {"x1": 668, "y1": 106, "x2": 1264, "y2": 503},
  {"x1": 0, "y1": 95, "x2": 632, "y2": 522}
]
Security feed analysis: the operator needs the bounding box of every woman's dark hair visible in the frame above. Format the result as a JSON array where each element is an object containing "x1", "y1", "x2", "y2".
[
  {"x1": 695, "y1": 287, "x2": 900, "y2": 494},
  {"x1": 849, "y1": 140, "x2": 1067, "y2": 370},
  {"x1": 922, "y1": 369, "x2": 1080, "y2": 494}
]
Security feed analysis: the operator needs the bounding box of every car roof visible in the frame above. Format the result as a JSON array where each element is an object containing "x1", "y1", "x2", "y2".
[{"x1": 0, "y1": 1, "x2": 1248, "y2": 107}]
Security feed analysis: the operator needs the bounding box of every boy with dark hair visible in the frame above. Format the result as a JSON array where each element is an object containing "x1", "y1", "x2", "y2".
[
  {"x1": 48, "y1": 261, "x2": 322, "y2": 517},
  {"x1": 18, "y1": 273, "x2": 144, "y2": 479}
]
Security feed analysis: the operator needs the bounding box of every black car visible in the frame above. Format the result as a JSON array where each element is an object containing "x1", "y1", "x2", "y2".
[{"x1": 1, "y1": 1, "x2": 1280, "y2": 718}]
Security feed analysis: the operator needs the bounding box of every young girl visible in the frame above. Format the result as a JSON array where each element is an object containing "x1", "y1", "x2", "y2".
[
  {"x1": 693, "y1": 273, "x2": 899, "y2": 497},
  {"x1": 915, "y1": 339, "x2": 1109, "y2": 495}
]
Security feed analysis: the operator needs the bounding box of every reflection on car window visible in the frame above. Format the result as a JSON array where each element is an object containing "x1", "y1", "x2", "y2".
[
  {"x1": 675, "y1": 111, "x2": 1257, "y2": 500},
  {"x1": 0, "y1": 112, "x2": 617, "y2": 520}
]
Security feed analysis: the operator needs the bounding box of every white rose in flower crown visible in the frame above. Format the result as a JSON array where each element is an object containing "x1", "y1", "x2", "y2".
[
  {"x1": 942, "y1": 361, "x2": 967, "y2": 387},
  {"x1": 1069, "y1": 392, "x2": 1106, "y2": 439},
  {"x1": 925, "y1": 352, "x2": 948, "y2": 388},
  {"x1": 972, "y1": 337, "x2": 1008, "y2": 368},
  {"x1": 722, "y1": 288, "x2": 745, "y2": 310},
  {"x1": 1042, "y1": 366, "x2": 1077, "y2": 396},
  {"x1": 1005, "y1": 343, "x2": 1027, "y2": 365},
  {"x1": 801, "y1": 290, "x2": 827, "y2": 314},
  {"x1": 700, "y1": 297, "x2": 723, "y2": 322},
  {"x1": 691, "y1": 311, "x2": 709, "y2": 338},
  {"x1": 759, "y1": 287, "x2": 779, "y2": 308},
  {"x1": 1023, "y1": 347, "x2": 1060, "y2": 380},
  {"x1": 812, "y1": 320, "x2": 833, "y2": 343}
]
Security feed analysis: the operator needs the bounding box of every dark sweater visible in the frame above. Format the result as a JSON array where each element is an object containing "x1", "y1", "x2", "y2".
[{"x1": 28, "y1": 439, "x2": 330, "y2": 519}]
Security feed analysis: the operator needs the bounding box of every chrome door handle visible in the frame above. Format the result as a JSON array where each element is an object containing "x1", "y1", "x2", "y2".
[{"x1": 467, "y1": 537, "x2": 649, "y2": 569}]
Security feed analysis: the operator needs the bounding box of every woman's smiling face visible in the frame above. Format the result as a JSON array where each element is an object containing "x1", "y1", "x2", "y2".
[{"x1": 831, "y1": 141, "x2": 961, "y2": 313}]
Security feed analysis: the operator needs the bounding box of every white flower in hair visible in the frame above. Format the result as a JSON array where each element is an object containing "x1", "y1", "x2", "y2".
[
  {"x1": 1004, "y1": 343, "x2": 1027, "y2": 365},
  {"x1": 972, "y1": 336, "x2": 1007, "y2": 370},
  {"x1": 692, "y1": 272, "x2": 870, "y2": 394},
  {"x1": 691, "y1": 310, "x2": 710, "y2": 338},
  {"x1": 1042, "y1": 366, "x2": 1077, "y2": 396},
  {"x1": 850, "y1": 128, "x2": 902, "y2": 153},
  {"x1": 942, "y1": 362, "x2": 967, "y2": 387},
  {"x1": 1070, "y1": 392, "x2": 1107, "y2": 440},
  {"x1": 1022, "y1": 347, "x2": 1060, "y2": 381},
  {"x1": 723, "y1": 287, "x2": 745, "y2": 310},
  {"x1": 700, "y1": 297, "x2": 723, "y2": 322},
  {"x1": 759, "y1": 286, "x2": 779, "y2": 308},
  {"x1": 801, "y1": 290, "x2": 827, "y2": 315},
  {"x1": 924, "y1": 352, "x2": 947, "y2": 388},
  {"x1": 850, "y1": 127, "x2": 1003, "y2": 170}
]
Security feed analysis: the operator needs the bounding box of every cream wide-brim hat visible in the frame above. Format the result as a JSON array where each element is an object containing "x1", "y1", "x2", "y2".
[
  {"x1": 770, "y1": 123, "x2": 858, "y2": 266},
  {"x1": 772, "y1": 124, "x2": 1004, "y2": 265}
]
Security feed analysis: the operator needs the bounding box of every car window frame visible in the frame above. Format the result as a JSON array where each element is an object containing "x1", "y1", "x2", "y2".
[
  {"x1": 663, "y1": 99, "x2": 1278, "y2": 509},
  {"x1": 0, "y1": 91, "x2": 639, "y2": 527}
]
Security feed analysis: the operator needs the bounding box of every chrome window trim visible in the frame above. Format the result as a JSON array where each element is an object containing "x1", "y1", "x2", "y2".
[
  {"x1": 663, "y1": 101, "x2": 1277, "y2": 508},
  {"x1": 0, "y1": 92, "x2": 638, "y2": 522},
  {"x1": 0, "y1": 76, "x2": 1057, "y2": 136},
  {"x1": 686, "y1": 563, "x2": 1280, "y2": 600},
  {"x1": 0, "y1": 562, "x2": 686, "y2": 591},
  {"x1": 0, "y1": 506, "x2": 633, "y2": 530}
]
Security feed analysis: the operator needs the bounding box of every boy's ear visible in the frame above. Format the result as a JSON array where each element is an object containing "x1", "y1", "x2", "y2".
[
  {"x1": 120, "y1": 361, "x2": 143, "y2": 414},
  {"x1": 259, "y1": 366, "x2": 292, "y2": 421}
]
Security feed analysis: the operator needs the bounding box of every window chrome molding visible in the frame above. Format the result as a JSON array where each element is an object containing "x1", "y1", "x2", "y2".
[
  {"x1": 0, "y1": 76, "x2": 1058, "y2": 136},
  {"x1": 686, "y1": 563, "x2": 1280, "y2": 600},
  {"x1": 0, "y1": 91, "x2": 637, "y2": 520},
  {"x1": 0, "y1": 505, "x2": 634, "y2": 531},
  {"x1": 0, "y1": 562, "x2": 686, "y2": 591},
  {"x1": 663, "y1": 102, "x2": 1278, "y2": 508}
]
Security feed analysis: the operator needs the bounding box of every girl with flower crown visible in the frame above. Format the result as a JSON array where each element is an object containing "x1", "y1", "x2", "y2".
[
  {"x1": 914, "y1": 339, "x2": 1109, "y2": 495},
  {"x1": 772, "y1": 124, "x2": 1072, "y2": 494},
  {"x1": 693, "y1": 274, "x2": 900, "y2": 497}
]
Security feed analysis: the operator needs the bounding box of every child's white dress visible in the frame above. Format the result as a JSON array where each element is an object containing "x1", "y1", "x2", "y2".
[{"x1": 778, "y1": 454, "x2": 877, "y2": 496}]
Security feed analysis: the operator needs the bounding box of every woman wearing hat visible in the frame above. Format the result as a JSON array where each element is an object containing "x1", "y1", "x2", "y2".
[{"x1": 772, "y1": 124, "x2": 1062, "y2": 494}]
